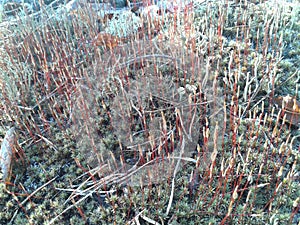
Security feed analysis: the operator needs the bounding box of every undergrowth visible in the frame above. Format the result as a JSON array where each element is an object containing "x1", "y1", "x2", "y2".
[{"x1": 0, "y1": 0, "x2": 299, "y2": 224}]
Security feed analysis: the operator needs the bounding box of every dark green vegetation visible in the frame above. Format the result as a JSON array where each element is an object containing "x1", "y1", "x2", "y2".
[{"x1": 0, "y1": 0, "x2": 299, "y2": 224}]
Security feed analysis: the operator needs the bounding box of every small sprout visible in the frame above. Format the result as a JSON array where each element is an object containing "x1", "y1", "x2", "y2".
[{"x1": 293, "y1": 197, "x2": 299, "y2": 208}]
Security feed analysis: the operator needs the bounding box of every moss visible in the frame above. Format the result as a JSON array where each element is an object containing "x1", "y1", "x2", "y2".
[{"x1": 0, "y1": 0, "x2": 299, "y2": 224}]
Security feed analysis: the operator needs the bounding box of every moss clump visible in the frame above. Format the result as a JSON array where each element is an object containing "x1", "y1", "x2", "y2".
[{"x1": 0, "y1": 0, "x2": 299, "y2": 224}]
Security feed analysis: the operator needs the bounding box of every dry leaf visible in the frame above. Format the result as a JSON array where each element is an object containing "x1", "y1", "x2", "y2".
[
  {"x1": 92, "y1": 32, "x2": 120, "y2": 49},
  {"x1": 0, "y1": 127, "x2": 15, "y2": 181},
  {"x1": 274, "y1": 95, "x2": 300, "y2": 126}
]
